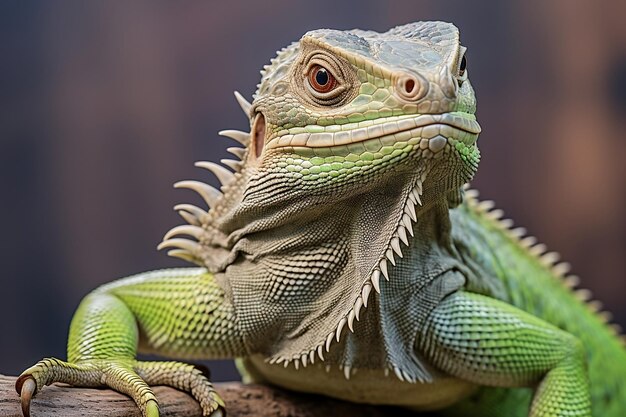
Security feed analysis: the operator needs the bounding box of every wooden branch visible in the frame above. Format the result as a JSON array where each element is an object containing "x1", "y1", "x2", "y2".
[{"x1": 0, "y1": 375, "x2": 428, "y2": 417}]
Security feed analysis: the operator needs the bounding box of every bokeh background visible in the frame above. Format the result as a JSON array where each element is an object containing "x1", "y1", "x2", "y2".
[{"x1": 1, "y1": 1, "x2": 624, "y2": 381}]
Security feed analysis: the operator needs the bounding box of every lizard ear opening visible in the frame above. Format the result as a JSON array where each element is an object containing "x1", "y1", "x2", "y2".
[{"x1": 251, "y1": 112, "x2": 266, "y2": 160}]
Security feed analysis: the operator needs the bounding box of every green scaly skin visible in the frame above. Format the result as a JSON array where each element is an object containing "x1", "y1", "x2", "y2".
[{"x1": 16, "y1": 22, "x2": 625, "y2": 417}]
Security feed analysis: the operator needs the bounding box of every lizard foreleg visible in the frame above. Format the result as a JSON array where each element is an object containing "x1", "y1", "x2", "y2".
[
  {"x1": 419, "y1": 291, "x2": 591, "y2": 417},
  {"x1": 16, "y1": 267, "x2": 246, "y2": 417}
]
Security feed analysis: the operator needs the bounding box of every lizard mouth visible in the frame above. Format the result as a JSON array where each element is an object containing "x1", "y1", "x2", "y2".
[{"x1": 266, "y1": 112, "x2": 481, "y2": 150}]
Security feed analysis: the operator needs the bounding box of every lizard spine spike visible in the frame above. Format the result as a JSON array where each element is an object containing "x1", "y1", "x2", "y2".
[
  {"x1": 379, "y1": 260, "x2": 389, "y2": 280},
  {"x1": 499, "y1": 219, "x2": 514, "y2": 229},
  {"x1": 195, "y1": 161, "x2": 235, "y2": 187},
  {"x1": 478, "y1": 200, "x2": 495, "y2": 211},
  {"x1": 411, "y1": 189, "x2": 422, "y2": 205},
  {"x1": 163, "y1": 225, "x2": 204, "y2": 241},
  {"x1": 391, "y1": 237, "x2": 403, "y2": 257},
  {"x1": 220, "y1": 158, "x2": 242, "y2": 171},
  {"x1": 487, "y1": 208, "x2": 504, "y2": 220},
  {"x1": 174, "y1": 180, "x2": 222, "y2": 208},
  {"x1": 174, "y1": 204, "x2": 208, "y2": 220},
  {"x1": 398, "y1": 226, "x2": 409, "y2": 246},
  {"x1": 157, "y1": 238, "x2": 201, "y2": 253},
  {"x1": 551, "y1": 262, "x2": 571, "y2": 277},
  {"x1": 362, "y1": 284, "x2": 372, "y2": 308},
  {"x1": 402, "y1": 214, "x2": 415, "y2": 236},
  {"x1": 354, "y1": 297, "x2": 363, "y2": 320},
  {"x1": 166, "y1": 249, "x2": 197, "y2": 263},
  {"x1": 219, "y1": 129, "x2": 250, "y2": 146},
  {"x1": 233, "y1": 90, "x2": 252, "y2": 117},
  {"x1": 540, "y1": 251, "x2": 560, "y2": 266},
  {"x1": 371, "y1": 270, "x2": 382, "y2": 293},
  {"x1": 529, "y1": 243, "x2": 547, "y2": 257},
  {"x1": 325, "y1": 332, "x2": 334, "y2": 352},
  {"x1": 177, "y1": 210, "x2": 200, "y2": 226},
  {"x1": 226, "y1": 146, "x2": 246, "y2": 159},
  {"x1": 385, "y1": 249, "x2": 396, "y2": 265},
  {"x1": 405, "y1": 203, "x2": 417, "y2": 221},
  {"x1": 317, "y1": 345, "x2": 324, "y2": 361},
  {"x1": 347, "y1": 310, "x2": 356, "y2": 332},
  {"x1": 336, "y1": 318, "x2": 347, "y2": 342}
]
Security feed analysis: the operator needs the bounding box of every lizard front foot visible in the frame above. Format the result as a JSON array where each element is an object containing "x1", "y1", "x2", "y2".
[{"x1": 15, "y1": 357, "x2": 225, "y2": 417}]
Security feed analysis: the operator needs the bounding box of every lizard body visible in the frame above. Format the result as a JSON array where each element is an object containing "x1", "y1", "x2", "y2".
[{"x1": 16, "y1": 21, "x2": 625, "y2": 417}]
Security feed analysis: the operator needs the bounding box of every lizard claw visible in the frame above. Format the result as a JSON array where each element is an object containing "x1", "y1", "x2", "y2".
[{"x1": 16, "y1": 376, "x2": 36, "y2": 417}]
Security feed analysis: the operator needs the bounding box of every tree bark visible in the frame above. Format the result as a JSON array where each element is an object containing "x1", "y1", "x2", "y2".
[{"x1": 0, "y1": 374, "x2": 427, "y2": 417}]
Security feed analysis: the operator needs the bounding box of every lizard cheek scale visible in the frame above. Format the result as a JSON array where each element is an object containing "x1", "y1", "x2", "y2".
[{"x1": 15, "y1": 21, "x2": 624, "y2": 417}]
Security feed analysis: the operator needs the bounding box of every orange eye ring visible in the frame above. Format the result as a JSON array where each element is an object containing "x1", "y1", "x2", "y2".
[{"x1": 308, "y1": 64, "x2": 337, "y2": 93}]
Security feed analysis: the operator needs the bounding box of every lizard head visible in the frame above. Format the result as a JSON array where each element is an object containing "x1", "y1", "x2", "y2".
[
  {"x1": 248, "y1": 21, "x2": 480, "y2": 205},
  {"x1": 161, "y1": 22, "x2": 480, "y2": 373}
]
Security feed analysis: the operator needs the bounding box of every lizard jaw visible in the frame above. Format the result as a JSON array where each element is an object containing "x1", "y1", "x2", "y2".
[{"x1": 265, "y1": 112, "x2": 481, "y2": 151}]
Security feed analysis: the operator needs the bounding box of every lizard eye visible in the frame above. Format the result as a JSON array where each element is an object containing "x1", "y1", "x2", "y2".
[{"x1": 308, "y1": 65, "x2": 337, "y2": 94}]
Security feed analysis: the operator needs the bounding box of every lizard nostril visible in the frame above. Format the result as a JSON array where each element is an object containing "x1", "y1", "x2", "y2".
[{"x1": 396, "y1": 73, "x2": 427, "y2": 102}]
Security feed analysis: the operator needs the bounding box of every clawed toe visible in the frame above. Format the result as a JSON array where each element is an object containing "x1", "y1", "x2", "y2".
[{"x1": 16, "y1": 376, "x2": 36, "y2": 417}]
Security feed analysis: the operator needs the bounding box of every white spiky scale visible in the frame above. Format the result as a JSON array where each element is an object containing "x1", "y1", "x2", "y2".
[
  {"x1": 317, "y1": 345, "x2": 324, "y2": 361},
  {"x1": 405, "y1": 202, "x2": 417, "y2": 221},
  {"x1": 391, "y1": 237, "x2": 403, "y2": 257},
  {"x1": 540, "y1": 251, "x2": 560, "y2": 266},
  {"x1": 167, "y1": 249, "x2": 197, "y2": 263},
  {"x1": 509, "y1": 227, "x2": 526, "y2": 238},
  {"x1": 551, "y1": 262, "x2": 571, "y2": 277},
  {"x1": 221, "y1": 158, "x2": 242, "y2": 171},
  {"x1": 336, "y1": 317, "x2": 347, "y2": 342},
  {"x1": 325, "y1": 332, "x2": 334, "y2": 352},
  {"x1": 233, "y1": 90, "x2": 252, "y2": 116},
  {"x1": 487, "y1": 208, "x2": 504, "y2": 220},
  {"x1": 226, "y1": 146, "x2": 246, "y2": 159},
  {"x1": 354, "y1": 297, "x2": 363, "y2": 320},
  {"x1": 174, "y1": 203, "x2": 208, "y2": 219},
  {"x1": 520, "y1": 236, "x2": 537, "y2": 248},
  {"x1": 385, "y1": 249, "x2": 396, "y2": 266},
  {"x1": 174, "y1": 180, "x2": 222, "y2": 208},
  {"x1": 163, "y1": 225, "x2": 204, "y2": 241},
  {"x1": 195, "y1": 161, "x2": 235, "y2": 187},
  {"x1": 398, "y1": 226, "x2": 409, "y2": 245},
  {"x1": 371, "y1": 270, "x2": 382, "y2": 293},
  {"x1": 478, "y1": 200, "x2": 495, "y2": 211},
  {"x1": 379, "y1": 259, "x2": 389, "y2": 280},
  {"x1": 157, "y1": 238, "x2": 201, "y2": 253},
  {"x1": 529, "y1": 243, "x2": 547, "y2": 257},
  {"x1": 402, "y1": 214, "x2": 415, "y2": 236},
  {"x1": 219, "y1": 129, "x2": 250, "y2": 146},
  {"x1": 362, "y1": 284, "x2": 372, "y2": 308},
  {"x1": 499, "y1": 218, "x2": 514, "y2": 229},
  {"x1": 177, "y1": 210, "x2": 200, "y2": 227},
  {"x1": 347, "y1": 310, "x2": 356, "y2": 332}
]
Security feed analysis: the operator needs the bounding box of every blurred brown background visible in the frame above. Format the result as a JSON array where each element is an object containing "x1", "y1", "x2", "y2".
[{"x1": 0, "y1": 1, "x2": 624, "y2": 380}]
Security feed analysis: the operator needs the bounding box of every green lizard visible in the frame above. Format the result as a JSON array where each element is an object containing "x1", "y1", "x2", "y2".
[{"x1": 15, "y1": 21, "x2": 625, "y2": 417}]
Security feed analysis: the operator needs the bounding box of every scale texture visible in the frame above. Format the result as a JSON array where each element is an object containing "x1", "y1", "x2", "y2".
[{"x1": 16, "y1": 21, "x2": 625, "y2": 417}]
